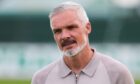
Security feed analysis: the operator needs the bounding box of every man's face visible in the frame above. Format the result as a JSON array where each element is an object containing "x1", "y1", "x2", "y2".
[{"x1": 50, "y1": 10, "x2": 90, "y2": 56}]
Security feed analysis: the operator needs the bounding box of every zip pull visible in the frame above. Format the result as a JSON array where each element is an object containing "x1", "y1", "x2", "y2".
[
  {"x1": 75, "y1": 74, "x2": 79, "y2": 84},
  {"x1": 75, "y1": 74, "x2": 79, "y2": 78}
]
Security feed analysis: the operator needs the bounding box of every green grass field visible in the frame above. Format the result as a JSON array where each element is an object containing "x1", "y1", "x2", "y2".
[
  {"x1": 135, "y1": 80, "x2": 140, "y2": 84},
  {"x1": 0, "y1": 80, "x2": 31, "y2": 84},
  {"x1": 0, "y1": 79, "x2": 139, "y2": 84}
]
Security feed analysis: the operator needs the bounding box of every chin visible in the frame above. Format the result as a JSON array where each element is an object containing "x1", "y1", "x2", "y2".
[
  {"x1": 62, "y1": 42, "x2": 87, "y2": 57},
  {"x1": 63, "y1": 48, "x2": 79, "y2": 57}
]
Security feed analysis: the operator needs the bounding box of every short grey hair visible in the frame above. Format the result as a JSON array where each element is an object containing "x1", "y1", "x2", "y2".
[{"x1": 49, "y1": 1, "x2": 89, "y2": 25}]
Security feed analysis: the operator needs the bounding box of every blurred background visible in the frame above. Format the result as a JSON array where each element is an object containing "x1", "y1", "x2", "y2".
[{"x1": 0, "y1": 0, "x2": 140, "y2": 84}]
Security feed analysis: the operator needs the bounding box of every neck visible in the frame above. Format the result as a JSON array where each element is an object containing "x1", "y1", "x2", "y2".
[{"x1": 63, "y1": 44, "x2": 93, "y2": 74}]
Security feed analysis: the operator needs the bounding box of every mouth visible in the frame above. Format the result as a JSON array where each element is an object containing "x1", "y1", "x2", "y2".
[{"x1": 61, "y1": 38, "x2": 77, "y2": 48}]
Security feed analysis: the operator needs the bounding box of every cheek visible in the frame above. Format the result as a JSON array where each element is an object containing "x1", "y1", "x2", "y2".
[
  {"x1": 75, "y1": 33, "x2": 85, "y2": 42},
  {"x1": 54, "y1": 35, "x2": 62, "y2": 46},
  {"x1": 54, "y1": 35, "x2": 59, "y2": 43},
  {"x1": 77, "y1": 31, "x2": 87, "y2": 42}
]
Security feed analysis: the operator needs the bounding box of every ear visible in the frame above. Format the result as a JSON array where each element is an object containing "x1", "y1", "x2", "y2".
[{"x1": 85, "y1": 22, "x2": 92, "y2": 34}]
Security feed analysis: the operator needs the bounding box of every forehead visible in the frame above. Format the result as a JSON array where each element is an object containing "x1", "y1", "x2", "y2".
[{"x1": 50, "y1": 10, "x2": 81, "y2": 28}]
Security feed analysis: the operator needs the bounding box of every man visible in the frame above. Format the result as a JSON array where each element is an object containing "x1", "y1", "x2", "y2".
[{"x1": 31, "y1": 1, "x2": 134, "y2": 84}]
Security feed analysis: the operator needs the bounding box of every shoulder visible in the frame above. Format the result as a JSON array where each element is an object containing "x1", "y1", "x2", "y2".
[
  {"x1": 31, "y1": 59, "x2": 61, "y2": 84},
  {"x1": 97, "y1": 52, "x2": 134, "y2": 84},
  {"x1": 98, "y1": 52, "x2": 126, "y2": 72}
]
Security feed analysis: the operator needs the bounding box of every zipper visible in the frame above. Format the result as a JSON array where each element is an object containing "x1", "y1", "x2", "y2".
[{"x1": 75, "y1": 74, "x2": 79, "y2": 84}]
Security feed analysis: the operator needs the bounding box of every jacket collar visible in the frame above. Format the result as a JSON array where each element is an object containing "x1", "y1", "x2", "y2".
[{"x1": 58, "y1": 49, "x2": 100, "y2": 78}]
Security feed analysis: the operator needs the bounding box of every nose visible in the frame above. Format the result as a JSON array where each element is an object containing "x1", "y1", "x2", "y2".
[{"x1": 61, "y1": 29, "x2": 71, "y2": 40}]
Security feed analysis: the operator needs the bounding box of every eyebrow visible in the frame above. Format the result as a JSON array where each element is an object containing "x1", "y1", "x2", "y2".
[{"x1": 52, "y1": 23, "x2": 78, "y2": 31}]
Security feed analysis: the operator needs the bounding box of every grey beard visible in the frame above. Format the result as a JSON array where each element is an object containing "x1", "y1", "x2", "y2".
[{"x1": 62, "y1": 40, "x2": 86, "y2": 57}]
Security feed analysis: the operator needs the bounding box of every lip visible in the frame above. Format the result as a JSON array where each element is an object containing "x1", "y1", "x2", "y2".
[
  {"x1": 61, "y1": 38, "x2": 77, "y2": 48},
  {"x1": 62, "y1": 43, "x2": 76, "y2": 49}
]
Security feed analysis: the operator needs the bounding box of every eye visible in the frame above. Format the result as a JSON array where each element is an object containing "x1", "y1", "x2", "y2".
[
  {"x1": 67, "y1": 25, "x2": 78, "y2": 30},
  {"x1": 53, "y1": 29, "x2": 62, "y2": 34}
]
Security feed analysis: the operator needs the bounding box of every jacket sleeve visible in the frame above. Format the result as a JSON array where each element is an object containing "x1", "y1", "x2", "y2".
[{"x1": 116, "y1": 68, "x2": 135, "y2": 84}]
